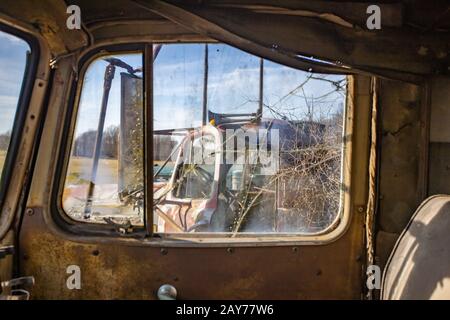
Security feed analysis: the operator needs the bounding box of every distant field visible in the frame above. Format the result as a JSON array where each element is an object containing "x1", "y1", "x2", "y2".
[
  {"x1": 2, "y1": 153, "x2": 173, "y2": 185},
  {"x1": 66, "y1": 156, "x2": 119, "y2": 185},
  {"x1": 0, "y1": 153, "x2": 119, "y2": 185},
  {"x1": 0, "y1": 153, "x2": 172, "y2": 186},
  {"x1": 0, "y1": 150, "x2": 6, "y2": 173}
]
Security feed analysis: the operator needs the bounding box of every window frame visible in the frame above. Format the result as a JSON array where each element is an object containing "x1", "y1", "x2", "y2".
[
  {"x1": 53, "y1": 44, "x2": 148, "y2": 237},
  {"x1": 53, "y1": 41, "x2": 353, "y2": 245},
  {"x1": 0, "y1": 23, "x2": 40, "y2": 211}
]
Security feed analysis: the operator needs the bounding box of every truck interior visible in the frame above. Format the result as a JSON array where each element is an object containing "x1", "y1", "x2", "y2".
[{"x1": 0, "y1": 0, "x2": 449, "y2": 300}]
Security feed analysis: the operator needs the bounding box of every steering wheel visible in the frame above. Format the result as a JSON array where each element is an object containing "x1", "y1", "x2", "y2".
[{"x1": 192, "y1": 165, "x2": 214, "y2": 183}]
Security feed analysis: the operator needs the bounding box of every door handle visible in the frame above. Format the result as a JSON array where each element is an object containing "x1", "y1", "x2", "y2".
[
  {"x1": 157, "y1": 284, "x2": 177, "y2": 300},
  {"x1": 0, "y1": 276, "x2": 35, "y2": 300},
  {"x1": 0, "y1": 245, "x2": 14, "y2": 259}
]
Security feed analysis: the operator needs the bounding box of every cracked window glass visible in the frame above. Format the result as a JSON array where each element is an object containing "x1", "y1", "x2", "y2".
[{"x1": 153, "y1": 43, "x2": 346, "y2": 235}]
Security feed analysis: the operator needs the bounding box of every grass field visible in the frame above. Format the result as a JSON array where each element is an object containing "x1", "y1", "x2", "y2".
[
  {"x1": 0, "y1": 153, "x2": 120, "y2": 186},
  {"x1": 1, "y1": 151, "x2": 169, "y2": 188},
  {"x1": 1, "y1": 151, "x2": 171, "y2": 186},
  {"x1": 66, "y1": 156, "x2": 119, "y2": 185}
]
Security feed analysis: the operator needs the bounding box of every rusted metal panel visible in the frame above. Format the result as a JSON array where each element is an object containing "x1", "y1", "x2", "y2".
[
  {"x1": 375, "y1": 79, "x2": 425, "y2": 271},
  {"x1": 429, "y1": 143, "x2": 450, "y2": 195},
  {"x1": 0, "y1": 0, "x2": 87, "y2": 55},
  {"x1": 429, "y1": 77, "x2": 450, "y2": 143},
  {"x1": 20, "y1": 206, "x2": 364, "y2": 299},
  {"x1": 0, "y1": 15, "x2": 52, "y2": 240},
  {"x1": 377, "y1": 80, "x2": 422, "y2": 234},
  {"x1": 135, "y1": 0, "x2": 449, "y2": 82},
  {"x1": 198, "y1": 1, "x2": 404, "y2": 28}
]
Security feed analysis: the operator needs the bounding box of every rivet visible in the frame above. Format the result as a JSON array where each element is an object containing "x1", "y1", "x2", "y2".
[
  {"x1": 160, "y1": 248, "x2": 168, "y2": 255},
  {"x1": 26, "y1": 208, "x2": 34, "y2": 216}
]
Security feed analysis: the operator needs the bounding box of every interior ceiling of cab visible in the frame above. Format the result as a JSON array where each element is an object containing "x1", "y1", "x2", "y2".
[
  {"x1": 0, "y1": 0, "x2": 448, "y2": 82},
  {"x1": 67, "y1": 0, "x2": 450, "y2": 29}
]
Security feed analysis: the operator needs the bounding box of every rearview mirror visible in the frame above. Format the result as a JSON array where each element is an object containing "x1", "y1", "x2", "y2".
[{"x1": 118, "y1": 72, "x2": 144, "y2": 201}]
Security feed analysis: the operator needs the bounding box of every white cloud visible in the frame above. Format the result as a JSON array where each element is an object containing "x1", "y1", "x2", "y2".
[{"x1": 0, "y1": 31, "x2": 25, "y2": 44}]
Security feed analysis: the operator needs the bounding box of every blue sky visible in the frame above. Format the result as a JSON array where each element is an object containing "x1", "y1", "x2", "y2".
[
  {"x1": 0, "y1": 33, "x2": 345, "y2": 137},
  {"x1": 75, "y1": 53, "x2": 143, "y2": 137},
  {"x1": 0, "y1": 31, "x2": 30, "y2": 134},
  {"x1": 152, "y1": 44, "x2": 345, "y2": 131}
]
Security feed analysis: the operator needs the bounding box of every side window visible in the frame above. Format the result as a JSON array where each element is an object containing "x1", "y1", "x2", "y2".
[
  {"x1": 0, "y1": 30, "x2": 31, "y2": 201},
  {"x1": 263, "y1": 61, "x2": 345, "y2": 233},
  {"x1": 62, "y1": 52, "x2": 144, "y2": 225},
  {"x1": 61, "y1": 44, "x2": 346, "y2": 237},
  {"x1": 153, "y1": 43, "x2": 346, "y2": 235}
]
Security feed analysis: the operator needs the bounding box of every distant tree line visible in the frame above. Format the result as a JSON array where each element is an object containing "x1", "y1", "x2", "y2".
[
  {"x1": 72, "y1": 126, "x2": 176, "y2": 161},
  {"x1": 73, "y1": 126, "x2": 119, "y2": 159}
]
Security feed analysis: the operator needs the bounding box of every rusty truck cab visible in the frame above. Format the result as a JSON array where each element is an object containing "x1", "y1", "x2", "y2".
[{"x1": 0, "y1": 1, "x2": 449, "y2": 300}]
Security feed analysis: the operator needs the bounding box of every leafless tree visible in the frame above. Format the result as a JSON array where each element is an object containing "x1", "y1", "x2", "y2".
[{"x1": 231, "y1": 75, "x2": 346, "y2": 234}]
